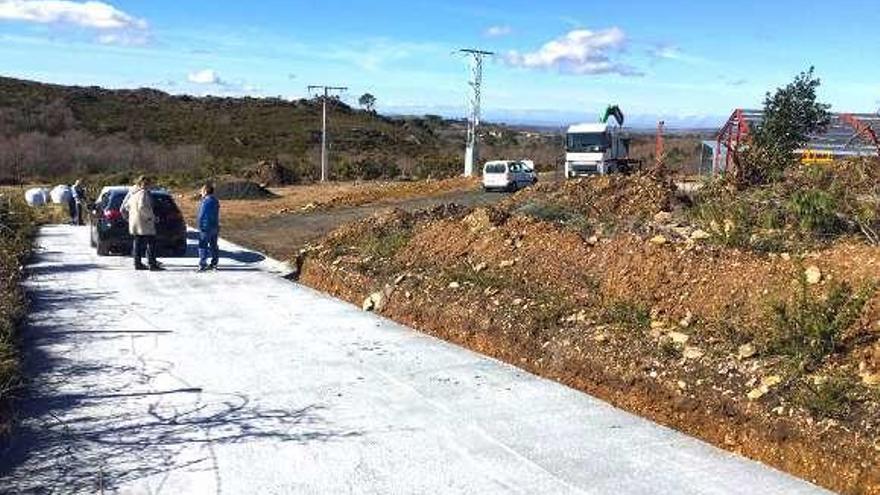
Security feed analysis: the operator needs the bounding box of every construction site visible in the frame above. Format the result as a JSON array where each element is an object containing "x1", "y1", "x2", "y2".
[{"x1": 1, "y1": 4, "x2": 880, "y2": 492}]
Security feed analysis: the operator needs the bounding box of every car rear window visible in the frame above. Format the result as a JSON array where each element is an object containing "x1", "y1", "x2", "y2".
[
  {"x1": 485, "y1": 163, "x2": 507, "y2": 174},
  {"x1": 106, "y1": 191, "x2": 179, "y2": 214},
  {"x1": 151, "y1": 194, "x2": 180, "y2": 215},
  {"x1": 107, "y1": 192, "x2": 125, "y2": 210}
]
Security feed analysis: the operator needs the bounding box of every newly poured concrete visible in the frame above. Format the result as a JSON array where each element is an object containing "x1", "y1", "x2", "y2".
[{"x1": 0, "y1": 225, "x2": 830, "y2": 494}]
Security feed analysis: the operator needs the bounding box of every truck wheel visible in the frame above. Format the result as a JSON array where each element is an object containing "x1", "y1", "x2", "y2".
[{"x1": 96, "y1": 240, "x2": 110, "y2": 256}]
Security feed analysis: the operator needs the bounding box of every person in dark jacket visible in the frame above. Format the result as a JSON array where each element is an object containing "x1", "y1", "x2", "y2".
[
  {"x1": 71, "y1": 179, "x2": 85, "y2": 225},
  {"x1": 196, "y1": 183, "x2": 220, "y2": 271},
  {"x1": 66, "y1": 185, "x2": 77, "y2": 225}
]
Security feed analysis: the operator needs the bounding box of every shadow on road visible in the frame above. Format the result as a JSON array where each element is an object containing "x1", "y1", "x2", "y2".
[
  {"x1": 27, "y1": 263, "x2": 102, "y2": 277},
  {"x1": 0, "y1": 274, "x2": 358, "y2": 493},
  {"x1": 183, "y1": 231, "x2": 266, "y2": 263}
]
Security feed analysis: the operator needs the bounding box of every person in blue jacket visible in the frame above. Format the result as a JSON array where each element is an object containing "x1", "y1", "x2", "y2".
[{"x1": 196, "y1": 183, "x2": 221, "y2": 271}]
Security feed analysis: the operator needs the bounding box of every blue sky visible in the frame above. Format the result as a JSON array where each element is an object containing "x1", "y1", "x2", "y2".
[{"x1": 1, "y1": 0, "x2": 879, "y2": 127}]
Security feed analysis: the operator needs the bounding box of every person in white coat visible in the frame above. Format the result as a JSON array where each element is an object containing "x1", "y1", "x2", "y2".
[{"x1": 121, "y1": 176, "x2": 163, "y2": 271}]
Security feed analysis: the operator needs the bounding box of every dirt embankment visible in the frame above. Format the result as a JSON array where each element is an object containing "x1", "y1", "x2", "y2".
[{"x1": 297, "y1": 173, "x2": 880, "y2": 495}]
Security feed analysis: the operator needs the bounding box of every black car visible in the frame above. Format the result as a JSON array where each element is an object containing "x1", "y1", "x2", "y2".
[{"x1": 89, "y1": 187, "x2": 188, "y2": 256}]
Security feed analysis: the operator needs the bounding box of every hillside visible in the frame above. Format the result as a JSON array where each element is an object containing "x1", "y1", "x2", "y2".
[
  {"x1": 0, "y1": 76, "x2": 704, "y2": 185},
  {"x1": 0, "y1": 76, "x2": 481, "y2": 183}
]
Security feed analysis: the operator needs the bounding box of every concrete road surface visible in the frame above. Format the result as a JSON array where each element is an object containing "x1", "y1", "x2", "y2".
[{"x1": 0, "y1": 225, "x2": 830, "y2": 494}]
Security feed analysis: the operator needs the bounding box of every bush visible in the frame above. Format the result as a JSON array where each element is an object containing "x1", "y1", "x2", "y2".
[
  {"x1": 333, "y1": 159, "x2": 400, "y2": 181},
  {"x1": 516, "y1": 201, "x2": 578, "y2": 224},
  {"x1": 795, "y1": 374, "x2": 860, "y2": 420},
  {"x1": 601, "y1": 300, "x2": 650, "y2": 330},
  {"x1": 0, "y1": 194, "x2": 38, "y2": 429},
  {"x1": 736, "y1": 67, "x2": 831, "y2": 186},
  {"x1": 412, "y1": 155, "x2": 461, "y2": 180},
  {"x1": 361, "y1": 230, "x2": 410, "y2": 259},
  {"x1": 692, "y1": 163, "x2": 878, "y2": 250},
  {"x1": 786, "y1": 188, "x2": 842, "y2": 236},
  {"x1": 692, "y1": 183, "x2": 787, "y2": 251},
  {"x1": 768, "y1": 278, "x2": 874, "y2": 370}
]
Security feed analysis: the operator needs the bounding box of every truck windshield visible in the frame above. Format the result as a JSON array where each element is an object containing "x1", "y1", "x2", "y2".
[{"x1": 566, "y1": 133, "x2": 609, "y2": 152}]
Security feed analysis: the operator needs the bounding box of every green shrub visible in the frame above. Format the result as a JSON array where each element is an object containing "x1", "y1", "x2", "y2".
[
  {"x1": 795, "y1": 375, "x2": 859, "y2": 420},
  {"x1": 361, "y1": 229, "x2": 410, "y2": 259},
  {"x1": 0, "y1": 194, "x2": 38, "y2": 420},
  {"x1": 692, "y1": 185, "x2": 786, "y2": 251},
  {"x1": 601, "y1": 300, "x2": 650, "y2": 330},
  {"x1": 787, "y1": 189, "x2": 842, "y2": 236},
  {"x1": 333, "y1": 159, "x2": 401, "y2": 181},
  {"x1": 768, "y1": 278, "x2": 873, "y2": 370},
  {"x1": 516, "y1": 201, "x2": 577, "y2": 224},
  {"x1": 445, "y1": 264, "x2": 510, "y2": 291}
]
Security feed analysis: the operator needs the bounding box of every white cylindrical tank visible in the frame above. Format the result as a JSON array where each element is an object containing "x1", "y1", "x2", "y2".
[
  {"x1": 25, "y1": 188, "x2": 49, "y2": 207},
  {"x1": 50, "y1": 185, "x2": 72, "y2": 204}
]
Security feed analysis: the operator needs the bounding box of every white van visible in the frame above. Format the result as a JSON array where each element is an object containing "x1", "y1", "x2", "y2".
[
  {"x1": 519, "y1": 160, "x2": 538, "y2": 183},
  {"x1": 482, "y1": 160, "x2": 535, "y2": 192}
]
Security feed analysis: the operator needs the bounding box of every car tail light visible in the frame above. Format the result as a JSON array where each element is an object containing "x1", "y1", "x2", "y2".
[
  {"x1": 506, "y1": 173, "x2": 512, "y2": 181},
  {"x1": 103, "y1": 209, "x2": 122, "y2": 221}
]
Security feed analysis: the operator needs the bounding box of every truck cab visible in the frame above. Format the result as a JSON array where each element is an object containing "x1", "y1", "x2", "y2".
[{"x1": 565, "y1": 123, "x2": 631, "y2": 177}]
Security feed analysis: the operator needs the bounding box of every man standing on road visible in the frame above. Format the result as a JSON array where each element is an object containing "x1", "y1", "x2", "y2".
[
  {"x1": 71, "y1": 179, "x2": 85, "y2": 226},
  {"x1": 122, "y1": 176, "x2": 163, "y2": 271},
  {"x1": 65, "y1": 185, "x2": 77, "y2": 225},
  {"x1": 196, "y1": 183, "x2": 220, "y2": 272}
]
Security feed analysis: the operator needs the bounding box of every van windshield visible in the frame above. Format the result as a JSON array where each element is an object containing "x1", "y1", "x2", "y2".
[{"x1": 485, "y1": 163, "x2": 507, "y2": 174}]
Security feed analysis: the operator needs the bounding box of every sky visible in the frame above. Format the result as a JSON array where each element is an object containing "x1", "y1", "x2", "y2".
[{"x1": 1, "y1": 0, "x2": 879, "y2": 128}]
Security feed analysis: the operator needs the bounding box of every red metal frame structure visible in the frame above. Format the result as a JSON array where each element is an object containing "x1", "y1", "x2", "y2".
[
  {"x1": 655, "y1": 120, "x2": 665, "y2": 171},
  {"x1": 839, "y1": 113, "x2": 880, "y2": 155},
  {"x1": 714, "y1": 109, "x2": 760, "y2": 174},
  {"x1": 710, "y1": 110, "x2": 880, "y2": 174}
]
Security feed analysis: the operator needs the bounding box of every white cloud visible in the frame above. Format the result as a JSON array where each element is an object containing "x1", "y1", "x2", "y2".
[
  {"x1": 96, "y1": 30, "x2": 148, "y2": 46},
  {"x1": 504, "y1": 28, "x2": 642, "y2": 76},
  {"x1": 187, "y1": 69, "x2": 222, "y2": 85},
  {"x1": 0, "y1": 0, "x2": 146, "y2": 29},
  {"x1": 647, "y1": 43, "x2": 705, "y2": 65},
  {"x1": 484, "y1": 25, "x2": 512, "y2": 37},
  {"x1": 648, "y1": 43, "x2": 681, "y2": 60}
]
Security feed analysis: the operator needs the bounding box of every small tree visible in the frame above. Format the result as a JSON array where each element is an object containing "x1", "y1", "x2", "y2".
[
  {"x1": 358, "y1": 93, "x2": 376, "y2": 112},
  {"x1": 739, "y1": 67, "x2": 830, "y2": 186}
]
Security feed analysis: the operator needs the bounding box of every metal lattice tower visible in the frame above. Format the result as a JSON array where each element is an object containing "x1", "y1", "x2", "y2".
[
  {"x1": 307, "y1": 85, "x2": 348, "y2": 182},
  {"x1": 460, "y1": 49, "x2": 493, "y2": 176}
]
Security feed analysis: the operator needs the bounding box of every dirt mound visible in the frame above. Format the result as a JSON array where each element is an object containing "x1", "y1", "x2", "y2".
[
  {"x1": 510, "y1": 173, "x2": 676, "y2": 221},
  {"x1": 213, "y1": 180, "x2": 277, "y2": 200},
  {"x1": 245, "y1": 160, "x2": 299, "y2": 187},
  {"x1": 299, "y1": 189, "x2": 880, "y2": 493}
]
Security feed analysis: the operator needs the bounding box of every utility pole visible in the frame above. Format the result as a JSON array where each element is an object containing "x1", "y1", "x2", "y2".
[
  {"x1": 308, "y1": 85, "x2": 347, "y2": 182},
  {"x1": 460, "y1": 49, "x2": 493, "y2": 176}
]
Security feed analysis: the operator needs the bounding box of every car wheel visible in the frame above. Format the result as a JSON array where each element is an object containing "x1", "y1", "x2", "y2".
[{"x1": 96, "y1": 240, "x2": 110, "y2": 256}]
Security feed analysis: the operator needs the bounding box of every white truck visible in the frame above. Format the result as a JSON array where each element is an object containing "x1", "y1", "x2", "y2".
[{"x1": 564, "y1": 106, "x2": 639, "y2": 177}]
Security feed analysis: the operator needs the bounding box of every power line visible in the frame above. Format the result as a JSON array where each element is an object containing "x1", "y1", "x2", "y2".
[
  {"x1": 307, "y1": 85, "x2": 348, "y2": 182},
  {"x1": 459, "y1": 48, "x2": 494, "y2": 177}
]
